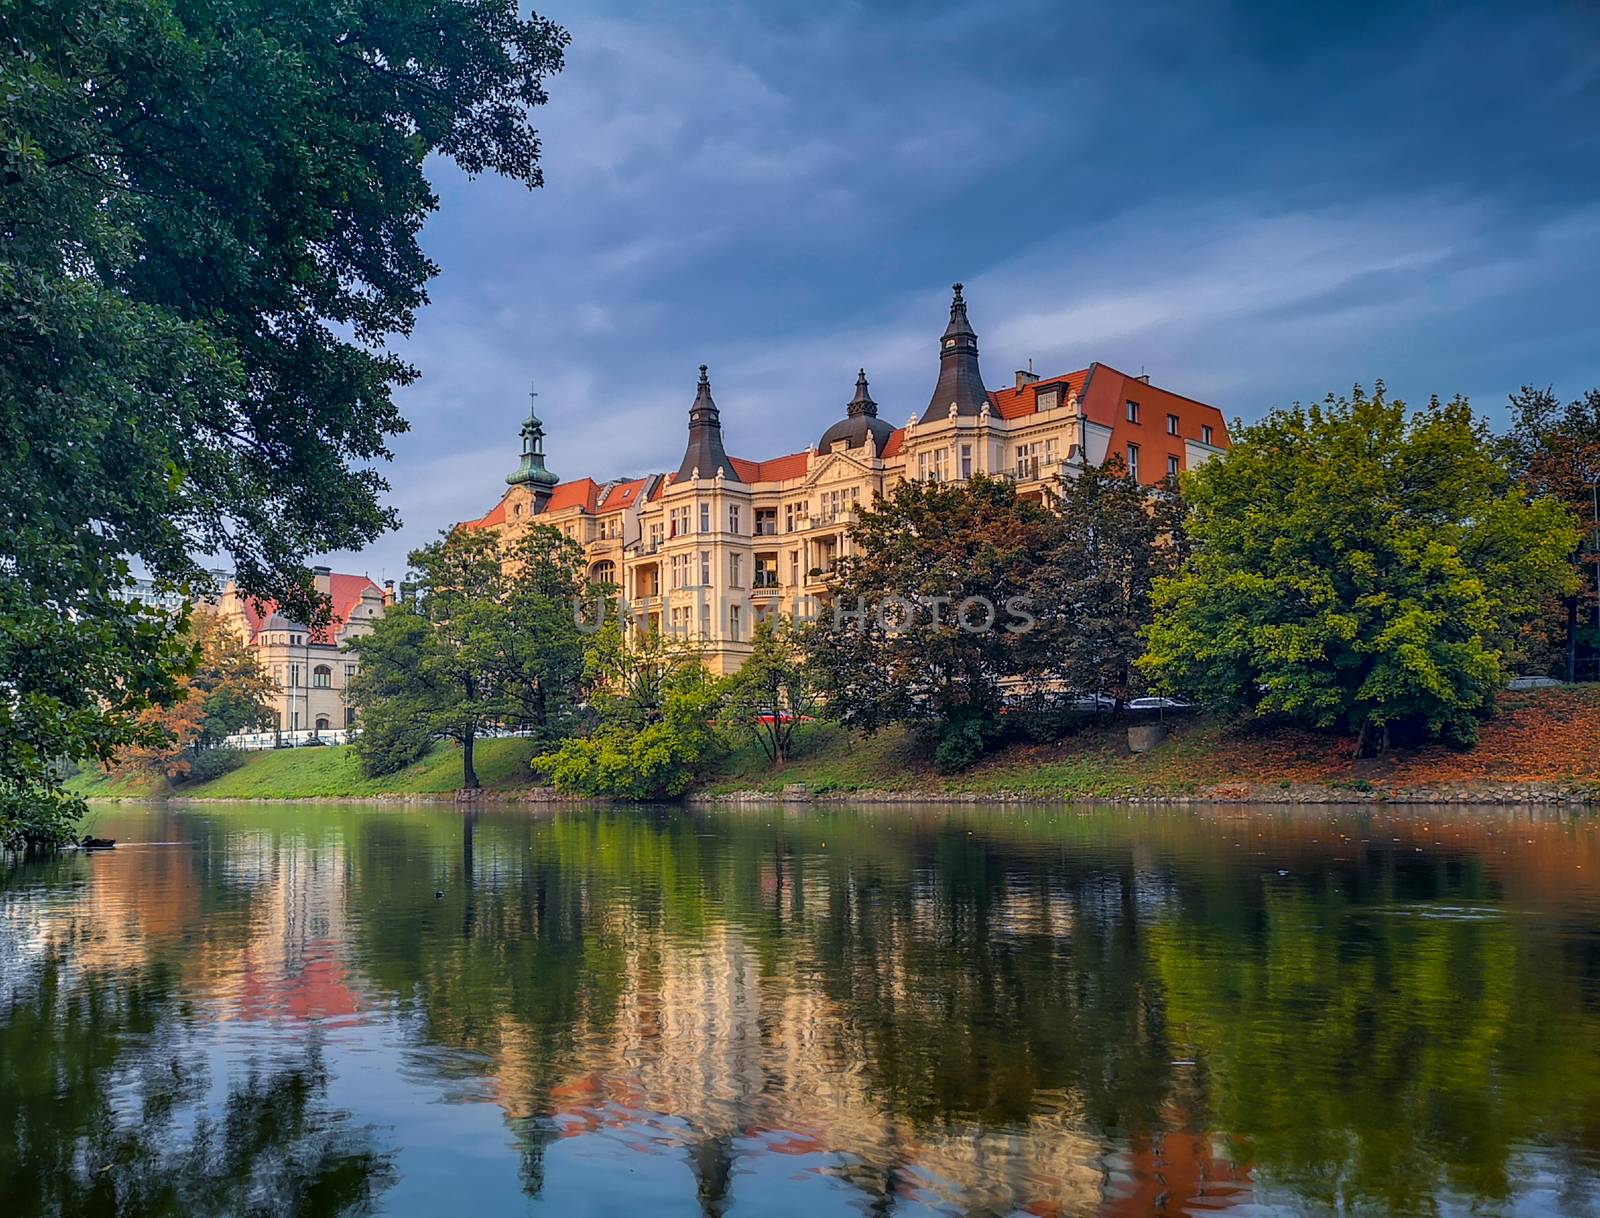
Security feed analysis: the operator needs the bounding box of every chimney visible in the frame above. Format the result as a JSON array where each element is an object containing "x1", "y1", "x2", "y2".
[
  {"x1": 312, "y1": 564, "x2": 332, "y2": 596},
  {"x1": 382, "y1": 578, "x2": 395, "y2": 606},
  {"x1": 1015, "y1": 365, "x2": 1041, "y2": 390},
  {"x1": 1135, "y1": 372, "x2": 1151, "y2": 384}
]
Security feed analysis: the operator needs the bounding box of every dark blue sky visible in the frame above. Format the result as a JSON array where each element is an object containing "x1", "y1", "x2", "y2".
[{"x1": 331, "y1": 0, "x2": 1600, "y2": 579}]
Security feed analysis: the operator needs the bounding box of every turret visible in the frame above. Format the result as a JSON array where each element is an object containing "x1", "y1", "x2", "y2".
[
  {"x1": 506, "y1": 384, "x2": 559, "y2": 512},
  {"x1": 920, "y1": 282, "x2": 991, "y2": 423},
  {"x1": 674, "y1": 364, "x2": 738, "y2": 481}
]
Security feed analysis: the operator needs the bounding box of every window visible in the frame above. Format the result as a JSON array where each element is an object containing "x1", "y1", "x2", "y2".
[
  {"x1": 789, "y1": 550, "x2": 801, "y2": 585},
  {"x1": 315, "y1": 716, "x2": 331, "y2": 732},
  {"x1": 1015, "y1": 440, "x2": 1054, "y2": 480},
  {"x1": 345, "y1": 707, "x2": 357, "y2": 727},
  {"x1": 670, "y1": 553, "x2": 686, "y2": 591},
  {"x1": 699, "y1": 550, "x2": 711, "y2": 586},
  {"x1": 1202, "y1": 424, "x2": 1214, "y2": 446},
  {"x1": 591, "y1": 560, "x2": 615, "y2": 586},
  {"x1": 699, "y1": 502, "x2": 710, "y2": 533},
  {"x1": 728, "y1": 553, "x2": 743, "y2": 587},
  {"x1": 1036, "y1": 386, "x2": 1061, "y2": 412},
  {"x1": 669, "y1": 507, "x2": 689, "y2": 537},
  {"x1": 1126, "y1": 444, "x2": 1140, "y2": 480},
  {"x1": 754, "y1": 554, "x2": 779, "y2": 589},
  {"x1": 312, "y1": 665, "x2": 332, "y2": 689},
  {"x1": 1126, "y1": 400, "x2": 1140, "y2": 423},
  {"x1": 345, "y1": 663, "x2": 357, "y2": 684},
  {"x1": 960, "y1": 443, "x2": 973, "y2": 479},
  {"x1": 1167, "y1": 414, "x2": 1180, "y2": 436},
  {"x1": 729, "y1": 604, "x2": 742, "y2": 642},
  {"x1": 784, "y1": 501, "x2": 805, "y2": 532},
  {"x1": 292, "y1": 711, "x2": 300, "y2": 729},
  {"x1": 918, "y1": 448, "x2": 950, "y2": 483},
  {"x1": 649, "y1": 522, "x2": 663, "y2": 551},
  {"x1": 728, "y1": 504, "x2": 741, "y2": 534},
  {"x1": 289, "y1": 663, "x2": 300, "y2": 689},
  {"x1": 699, "y1": 602, "x2": 711, "y2": 640},
  {"x1": 1167, "y1": 454, "x2": 1180, "y2": 478},
  {"x1": 755, "y1": 507, "x2": 777, "y2": 536}
]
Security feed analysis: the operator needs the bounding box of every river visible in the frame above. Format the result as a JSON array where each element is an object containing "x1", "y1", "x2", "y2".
[{"x1": 3, "y1": 801, "x2": 1598, "y2": 1216}]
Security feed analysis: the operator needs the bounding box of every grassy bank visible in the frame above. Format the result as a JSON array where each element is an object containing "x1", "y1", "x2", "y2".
[
  {"x1": 68, "y1": 737, "x2": 542, "y2": 801},
  {"x1": 70, "y1": 686, "x2": 1600, "y2": 804},
  {"x1": 704, "y1": 684, "x2": 1600, "y2": 801}
]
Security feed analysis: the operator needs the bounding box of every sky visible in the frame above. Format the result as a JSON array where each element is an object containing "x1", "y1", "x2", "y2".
[{"x1": 326, "y1": 0, "x2": 1600, "y2": 582}]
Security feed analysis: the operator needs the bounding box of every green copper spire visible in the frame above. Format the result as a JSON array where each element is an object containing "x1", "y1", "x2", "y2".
[{"x1": 507, "y1": 383, "x2": 559, "y2": 489}]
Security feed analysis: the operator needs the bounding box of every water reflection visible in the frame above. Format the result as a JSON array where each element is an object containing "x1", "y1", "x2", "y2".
[{"x1": 3, "y1": 803, "x2": 1599, "y2": 1216}]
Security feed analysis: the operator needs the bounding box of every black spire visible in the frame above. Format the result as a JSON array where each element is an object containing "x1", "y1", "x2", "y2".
[
  {"x1": 674, "y1": 364, "x2": 738, "y2": 481},
  {"x1": 920, "y1": 282, "x2": 990, "y2": 423},
  {"x1": 818, "y1": 367, "x2": 894, "y2": 453},
  {"x1": 847, "y1": 368, "x2": 877, "y2": 418},
  {"x1": 507, "y1": 383, "x2": 559, "y2": 509}
]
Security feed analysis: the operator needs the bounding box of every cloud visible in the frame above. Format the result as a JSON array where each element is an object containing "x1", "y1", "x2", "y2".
[{"x1": 319, "y1": 0, "x2": 1600, "y2": 578}]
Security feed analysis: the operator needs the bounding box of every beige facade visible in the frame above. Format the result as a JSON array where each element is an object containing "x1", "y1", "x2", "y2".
[
  {"x1": 464, "y1": 285, "x2": 1230, "y2": 675},
  {"x1": 213, "y1": 566, "x2": 389, "y2": 732}
]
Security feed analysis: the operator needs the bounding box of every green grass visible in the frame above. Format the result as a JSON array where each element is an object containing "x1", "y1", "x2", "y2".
[{"x1": 71, "y1": 737, "x2": 543, "y2": 801}]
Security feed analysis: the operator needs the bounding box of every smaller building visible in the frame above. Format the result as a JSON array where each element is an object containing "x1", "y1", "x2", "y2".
[{"x1": 213, "y1": 566, "x2": 391, "y2": 733}]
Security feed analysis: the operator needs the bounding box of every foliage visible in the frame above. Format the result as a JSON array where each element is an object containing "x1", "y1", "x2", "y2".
[
  {"x1": 533, "y1": 626, "x2": 724, "y2": 798},
  {"x1": 109, "y1": 612, "x2": 273, "y2": 782},
  {"x1": 1, "y1": 0, "x2": 566, "y2": 838},
  {"x1": 803, "y1": 475, "x2": 1056, "y2": 771},
  {"x1": 183, "y1": 746, "x2": 247, "y2": 784},
  {"x1": 718, "y1": 616, "x2": 816, "y2": 764},
  {"x1": 351, "y1": 525, "x2": 587, "y2": 787},
  {"x1": 1141, "y1": 384, "x2": 1579, "y2": 754},
  {"x1": 1501, "y1": 385, "x2": 1600, "y2": 677},
  {"x1": 1024, "y1": 455, "x2": 1186, "y2": 707}
]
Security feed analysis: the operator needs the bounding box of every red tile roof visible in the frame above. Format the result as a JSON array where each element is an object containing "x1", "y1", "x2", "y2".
[
  {"x1": 239, "y1": 572, "x2": 383, "y2": 645},
  {"x1": 598, "y1": 476, "x2": 652, "y2": 512},
  {"x1": 987, "y1": 369, "x2": 1092, "y2": 420},
  {"x1": 880, "y1": 427, "x2": 905, "y2": 458},
  {"x1": 544, "y1": 478, "x2": 602, "y2": 513},
  {"x1": 729, "y1": 451, "x2": 811, "y2": 484}
]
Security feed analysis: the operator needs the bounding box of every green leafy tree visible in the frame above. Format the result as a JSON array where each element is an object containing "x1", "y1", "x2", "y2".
[
  {"x1": 1501, "y1": 385, "x2": 1600, "y2": 680},
  {"x1": 1141, "y1": 384, "x2": 1579, "y2": 755},
  {"x1": 1, "y1": 0, "x2": 567, "y2": 843},
  {"x1": 719, "y1": 616, "x2": 816, "y2": 765},
  {"x1": 533, "y1": 625, "x2": 723, "y2": 798},
  {"x1": 350, "y1": 525, "x2": 586, "y2": 787},
  {"x1": 804, "y1": 476, "x2": 1055, "y2": 771},
  {"x1": 1023, "y1": 456, "x2": 1186, "y2": 707}
]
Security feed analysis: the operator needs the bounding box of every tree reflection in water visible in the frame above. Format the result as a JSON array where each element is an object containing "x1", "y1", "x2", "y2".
[
  {"x1": 2, "y1": 804, "x2": 1599, "y2": 1217},
  {"x1": 0, "y1": 952, "x2": 394, "y2": 1218}
]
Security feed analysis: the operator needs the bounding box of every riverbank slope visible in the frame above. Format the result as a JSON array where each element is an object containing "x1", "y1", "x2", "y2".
[{"x1": 69, "y1": 686, "x2": 1600, "y2": 805}]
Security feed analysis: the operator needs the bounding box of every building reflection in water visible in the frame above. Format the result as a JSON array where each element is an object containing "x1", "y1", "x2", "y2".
[{"x1": 5, "y1": 803, "x2": 1600, "y2": 1217}]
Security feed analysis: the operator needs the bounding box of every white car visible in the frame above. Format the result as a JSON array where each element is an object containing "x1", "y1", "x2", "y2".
[
  {"x1": 1506, "y1": 675, "x2": 1564, "y2": 690},
  {"x1": 1126, "y1": 696, "x2": 1195, "y2": 711}
]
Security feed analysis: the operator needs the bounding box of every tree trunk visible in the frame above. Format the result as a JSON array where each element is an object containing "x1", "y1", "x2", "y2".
[
  {"x1": 462, "y1": 729, "x2": 479, "y2": 789},
  {"x1": 1565, "y1": 594, "x2": 1578, "y2": 684}
]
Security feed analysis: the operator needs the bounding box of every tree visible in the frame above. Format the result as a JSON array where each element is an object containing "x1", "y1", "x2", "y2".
[
  {"x1": 350, "y1": 525, "x2": 586, "y2": 788},
  {"x1": 533, "y1": 625, "x2": 724, "y2": 799},
  {"x1": 110, "y1": 611, "x2": 273, "y2": 781},
  {"x1": 803, "y1": 476, "x2": 1054, "y2": 772},
  {"x1": 1022, "y1": 456, "x2": 1185, "y2": 707},
  {"x1": 1502, "y1": 386, "x2": 1600, "y2": 681},
  {"x1": 1, "y1": 1, "x2": 567, "y2": 843},
  {"x1": 1141, "y1": 384, "x2": 1579, "y2": 756},
  {"x1": 719, "y1": 616, "x2": 816, "y2": 765}
]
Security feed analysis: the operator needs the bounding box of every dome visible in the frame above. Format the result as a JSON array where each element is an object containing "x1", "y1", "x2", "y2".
[
  {"x1": 817, "y1": 368, "x2": 893, "y2": 454},
  {"x1": 818, "y1": 412, "x2": 896, "y2": 454}
]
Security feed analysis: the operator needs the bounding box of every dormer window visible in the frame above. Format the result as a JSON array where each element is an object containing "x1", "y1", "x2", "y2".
[{"x1": 1036, "y1": 386, "x2": 1061, "y2": 412}]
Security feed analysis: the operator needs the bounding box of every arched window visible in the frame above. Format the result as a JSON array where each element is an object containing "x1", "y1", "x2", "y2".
[
  {"x1": 590, "y1": 560, "x2": 616, "y2": 586},
  {"x1": 312, "y1": 664, "x2": 332, "y2": 688},
  {"x1": 314, "y1": 716, "x2": 331, "y2": 732}
]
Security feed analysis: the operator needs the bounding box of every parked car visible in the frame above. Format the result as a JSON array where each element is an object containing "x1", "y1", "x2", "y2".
[
  {"x1": 1506, "y1": 675, "x2": 1564, "y2": 690},
  {"x1": 1126, "y1": 696, "x2": 1195, "y2": 711}
]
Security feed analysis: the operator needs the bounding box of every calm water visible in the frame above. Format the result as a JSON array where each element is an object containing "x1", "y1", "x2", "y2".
[{"x1": 3, "y1": 803, "x2": 1600, "y2": 1217}]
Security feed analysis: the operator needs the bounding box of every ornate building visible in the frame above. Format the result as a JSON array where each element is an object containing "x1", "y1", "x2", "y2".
[
  {"x1": 214, "y1": 567, "x2": 391, "y2": 733},
  {"x1": 462, "y1": 284, "x2": 1231, "y2": 674}
]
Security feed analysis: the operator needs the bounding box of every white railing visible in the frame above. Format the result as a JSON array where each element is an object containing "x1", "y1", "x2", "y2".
[{"x1": 222, "y1": 728, "x2": 361, "y2": 750}]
